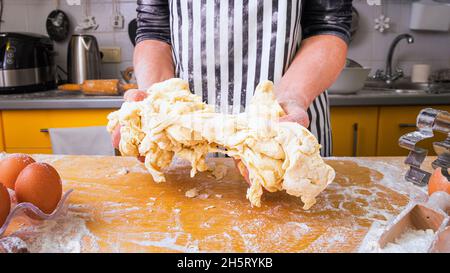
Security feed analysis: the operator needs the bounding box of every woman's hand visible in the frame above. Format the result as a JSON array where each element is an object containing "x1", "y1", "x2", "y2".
[
  {"x1": 278, "y1": 100, "x2": 310, "y2": 128},
  {"x1": 111, "y1": 89, "x2": 148, "y2": 162},
  {"x1": 115, "y1": 39, "x2": 174, "y2": 163},
  {"x1": 233, "y1": 99, "x2": 310, "y2": 186}
]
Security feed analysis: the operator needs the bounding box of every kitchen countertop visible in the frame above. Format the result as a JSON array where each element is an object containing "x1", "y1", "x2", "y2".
[
  {"x1": 0, "y1": 88, "x2": 448, "y2": 110},
  {"x1": 330, "y1": 89, "x2": 450, "y2": 106},
  {"x1": 0, "y1": 155, "x2": 429, "y2": 253}
]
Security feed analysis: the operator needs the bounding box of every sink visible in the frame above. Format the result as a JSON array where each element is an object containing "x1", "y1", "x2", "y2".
[
  {"x1": 365, "y1": 79, "x2": 429, "y2": 90},
  {"x1": 364, "y1": 79, "x2": 430, "y2": 94}
]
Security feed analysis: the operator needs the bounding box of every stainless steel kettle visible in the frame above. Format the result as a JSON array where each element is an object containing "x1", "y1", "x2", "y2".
[{"x1": 67, "y1": 34, "x2": 101, "y2": 84}]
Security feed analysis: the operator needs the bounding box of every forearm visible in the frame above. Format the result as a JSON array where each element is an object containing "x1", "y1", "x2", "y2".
[
  {"x1": 133, "y1": 40, "x2": 175, "y2": 90},
  {"x1": 275, "y1": 35, "x2": 347, "y2": 109}
]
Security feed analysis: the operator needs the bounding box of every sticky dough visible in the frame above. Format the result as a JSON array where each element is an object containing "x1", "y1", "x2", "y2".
[{"x1": 107, "y1": 78, "x2": 335, "y2": 209}]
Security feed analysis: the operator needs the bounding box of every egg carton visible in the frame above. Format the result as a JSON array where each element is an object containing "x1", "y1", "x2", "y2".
[{"x1": 0, "y1": 189, "x2": 73, "y2": 237}]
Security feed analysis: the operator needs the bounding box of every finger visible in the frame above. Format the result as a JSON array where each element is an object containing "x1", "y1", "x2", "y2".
[
  {"x1": 111, "y1": 125, "x2": 121, "y2": 149},
  {"x1": 280, "y1": 113, "x2": 310, "y2": 128},
  {"x1": 124, "y1": 89, "x2": 148, "y2": 102},
  {"x1": 279, "y1": 114, "x2": 295, "y2": 122}
]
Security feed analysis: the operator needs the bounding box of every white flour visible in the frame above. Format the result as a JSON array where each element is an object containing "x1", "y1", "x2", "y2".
[
  {"x1": 382, "y1": 229, "x2": 435, "y2": 253},
  {"x1": 359, "y1": 224, "x2": 435, "y2": 253},
  {"x1": 2, "y1": 211, "x2": 98, "y2": 253},
  {"x1": 330, "y1": 158, "x2": 432, "y2": 253},
  {"x1": 328, "y1": 157, "x2": 427, "y2": 201}
]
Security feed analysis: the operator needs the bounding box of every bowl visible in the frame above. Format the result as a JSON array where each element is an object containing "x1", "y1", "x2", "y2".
[{"x1": 329, "y1": 67, "x2": 371, "y2": 94}]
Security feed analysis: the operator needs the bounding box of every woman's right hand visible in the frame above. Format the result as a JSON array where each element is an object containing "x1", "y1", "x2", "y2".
[{"x1": 111, "y1": 89, "x2": 148, "y2": 162}]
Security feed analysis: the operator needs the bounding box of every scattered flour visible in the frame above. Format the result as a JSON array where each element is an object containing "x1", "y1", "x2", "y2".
[
  {"x1": 116, "y1": 168, "x2": 130, "y2": 176},
  {"x1": 185, "y1": 188, "x2": 199, "y2": 198},
  {"x1": 4, "y1": 212, "x2": 98, "y2": 253},
  {"x1": 0, "y1": 236, "x2": 29, "y2": 253},
  {"x1": 184, "y1": 187, "x2": 209, "y2": 199},
  {"x1": 198, "y1": 193, "x2": 210, "y2": 200},
  {"x1": 332, "y1": 157, "x2": 427, "y2": 201},
  {"x1": 127, "y1": 232, "x2": 199, "y2": 252}
]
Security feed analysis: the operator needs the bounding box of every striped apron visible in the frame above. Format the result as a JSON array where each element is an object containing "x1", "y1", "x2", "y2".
[{"x1": 168, "y1": 0, "x2": 332, "y2": 156}]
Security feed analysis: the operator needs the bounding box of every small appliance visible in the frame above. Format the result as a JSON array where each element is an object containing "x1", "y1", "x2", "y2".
[{"x1": 0, "y1": 32, "x2": 57, "y2": 93}]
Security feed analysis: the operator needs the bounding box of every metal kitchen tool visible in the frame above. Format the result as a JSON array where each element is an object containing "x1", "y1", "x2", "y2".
[
  {"x1": 67, "y1": 34, "x2": 102, "y2": 84},
  {"x1": 46, "y1": 9, "x2": 70, "y2": 42},
  {"x1": 399, "y1": 108, "x2": 450, "y2": 186},
  {"x1": 378, "y1": 191, "x2": 450, "y2": 251}
]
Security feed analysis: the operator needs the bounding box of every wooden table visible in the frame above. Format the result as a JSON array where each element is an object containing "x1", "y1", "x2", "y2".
[{"x1": 1, "y1": 155, "x2": 429, "y2": 253}]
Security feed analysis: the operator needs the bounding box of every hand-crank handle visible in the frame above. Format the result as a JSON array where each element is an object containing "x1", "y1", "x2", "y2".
[{"x1": 418, "y1": 108, "x2": 450, "y2": 134}]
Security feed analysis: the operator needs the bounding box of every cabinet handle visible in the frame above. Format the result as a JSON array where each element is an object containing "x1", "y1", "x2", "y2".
[
  {"x1": 40, "y1": 128, "x2": 49, "y2": 133},
  {"x1": 399, "y1": 123, "x2": 416, "y2": 128},
  {"x1": 352, "y1": 123, "x2": 359, "y2": 157}
]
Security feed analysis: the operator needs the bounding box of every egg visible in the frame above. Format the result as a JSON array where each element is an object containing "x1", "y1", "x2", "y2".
[
  {"x1": 15, "y1": 163, "x2": 62, "y2": 214},
  {"x1": 0, "y1": 183, "x2": 10, "y2": 227},
  {"x1": 0, "y1": 154, "x2": 35, "y2": 189},
  {"x1": 428, "y1": 167, "x2": 450, "y2": 195}
]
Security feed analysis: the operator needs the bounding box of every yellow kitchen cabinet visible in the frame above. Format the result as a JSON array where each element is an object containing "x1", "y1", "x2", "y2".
[
  {"x1": 330, "y1": 107, "x2": 379, "y2": 156},
  {"x1": 2, "y1": 109, "x2": 115, "y2": 154},
  {"x1": 5, "y1": 148, "x2": 53, "y2": 154},
  {"x1": 377, "y1": 105, "x2": 450, "y2": 156}
]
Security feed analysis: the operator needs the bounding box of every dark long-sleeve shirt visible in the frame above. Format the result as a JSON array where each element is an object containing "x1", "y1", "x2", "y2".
[
  {"x1": 136, "y1": 0, "x2": 352, "y2": 45},
  {"x1": 134, "y1": 0, "x2": 352, "y2": 157}
]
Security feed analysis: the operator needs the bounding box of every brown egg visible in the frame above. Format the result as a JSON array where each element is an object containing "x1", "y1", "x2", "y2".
[
  {"x1": 0, "y1": 154, "x2": 35, "y2": 189},
  {"x1": 0, "y1": 183, "x2": 10, "y2": 227},
  {"x1": 15, "y1": 163, "x2": 62, "y2": 214}
]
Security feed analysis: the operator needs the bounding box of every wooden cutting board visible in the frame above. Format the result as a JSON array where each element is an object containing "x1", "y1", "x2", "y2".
[{"x1": 2, "y1": 155, "x2": 413, "y2": 252}]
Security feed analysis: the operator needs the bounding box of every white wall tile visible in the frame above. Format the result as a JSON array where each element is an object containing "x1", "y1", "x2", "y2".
[
  {"x1": 0, "y1": 0, "x2": 448, "y2": 80},
  {"x1": 101, "y1": 63, "x2": 118, "y2": 79},
  {"x1": 26, "y1": 1, "x2": 55, "y2": 35},
  {"x1": 350, "y1": 0, "x2": 450, "y2": 76},
  {"x1": 114, "y1": 31, "x2": 133, "y2": 61},
  {"x1": 1, "y1": 2, "x2": 29, "y2": 32}
]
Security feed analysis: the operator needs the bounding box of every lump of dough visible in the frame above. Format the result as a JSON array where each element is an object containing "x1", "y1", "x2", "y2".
[{"x1": 107, "y1": 78, "x2": 335, "y2": 209}]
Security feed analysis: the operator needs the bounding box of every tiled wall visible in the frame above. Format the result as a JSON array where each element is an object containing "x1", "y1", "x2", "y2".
[
  {"x1": 1, "y1": 0, "x2": 449, "y2": 79},
  {"x1": 1, "y1": 0, "x2": 137, "y2": 79},
  {"x1": 351, "y1": 0, "x2": 450, "y2": 76}
]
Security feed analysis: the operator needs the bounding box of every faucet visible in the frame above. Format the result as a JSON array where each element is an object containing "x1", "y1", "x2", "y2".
[{"x1": 373, "y1": 33, "x2": 415, "y2": 85}]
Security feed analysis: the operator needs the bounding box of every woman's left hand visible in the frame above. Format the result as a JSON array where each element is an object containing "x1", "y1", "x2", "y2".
[
  {"x1": 233, "y1": 98, "x2": 310, "y2": 186},
  {"x1": 278, "y1": 100, "x2": 310, "y2": 128}
]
